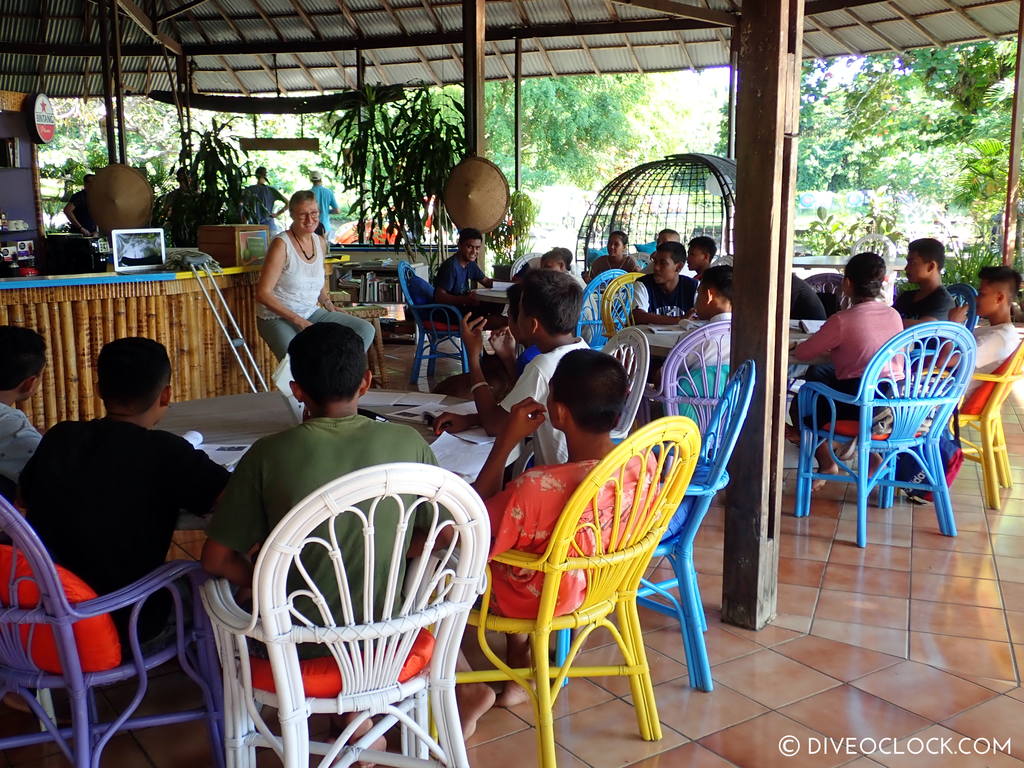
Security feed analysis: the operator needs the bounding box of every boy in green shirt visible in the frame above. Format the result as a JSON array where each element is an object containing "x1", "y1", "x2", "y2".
[{"x1": 201, "y1": 323, "x2": 437, "y2": 626}]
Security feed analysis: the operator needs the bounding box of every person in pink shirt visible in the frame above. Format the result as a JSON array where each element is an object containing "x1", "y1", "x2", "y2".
[{"x1": 788, "y1": 252, "x2": 905, "y2": 487}]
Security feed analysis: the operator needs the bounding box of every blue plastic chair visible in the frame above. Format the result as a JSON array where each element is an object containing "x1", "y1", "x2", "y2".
[
  {"x1": 397, "y1": 261, "x2": 469, "y2": 385},
  {"x1": 947, "y1": 283, "x2": 979, "y2": 330},
  {"x1": 794, "y1": 322, "x2": 977, "y2": 548},
  {"x1": 636, "y1": 361, "x2": 756, "y2": 692},
  {"x1": 577, "y1": 268, "x2": 626, "y2": 349}
]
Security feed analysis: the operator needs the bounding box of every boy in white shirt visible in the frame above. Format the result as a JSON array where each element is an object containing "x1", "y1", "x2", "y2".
[
  {"x1": 951, "y1": 266, "x2": 1021, "y2": 395},
  {"x1": 434, "y1": 270, "x2": 587, "y2": 465},
  {"x1": 0, "y1": 326, "x2": 45, "y2": 502}
]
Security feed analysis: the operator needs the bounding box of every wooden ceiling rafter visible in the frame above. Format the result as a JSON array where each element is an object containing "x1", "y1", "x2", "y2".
[
  {"x1": 115, "y1": 0, "x2": 184, "y2": 55},
  {"x1": 82, "y1": 0, "x2": 93, "y2": 99},
  {"x1": 555, "y1": 0, "x2": 601, "y2": 74},
  {"x1": 374, "y1": 0, "x2": 443, "y2": 86},
  {"x1": 328, "y1": 0, "x2": 392, "y2": 85},
  {"x1": 613, "y1": 0, "x2": 736, "y2": 26},
  {"x1": 885, "y1": 1, "x2": 943, "y2": 47},
  {"x1": 490, "y1": 41, "x2": 515, "y2": 81},
  {"x1": 601, "y1": 0, "x2": 646, "y2": 72},
  {"x1": 932, "y1": 0, "x2": 996, "y2": 40},
  {"x1": 185, "y1": 7, "x2": 251, "y2": 95},
  {"x1": 807, "y1": 14, "x2": 861, "y2": 54},
  {"x1": 414, "y1": 0, "x2": 464, "y2": 75},
  {"x1": 237, "y1": 0, "x2": 297, "y2": 94},
  {"x1": 36, "y1": 0, "x2": 49, "y2": 94},
  {"x1": 207, "y1": 0, "x2": 293, "y2": 95},
  {"x1": 157, "y1": 0, "x2": 214, "y2": 23}
]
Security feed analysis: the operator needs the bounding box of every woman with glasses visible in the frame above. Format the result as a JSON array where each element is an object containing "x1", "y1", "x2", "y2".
[{"x1": 255, "y1": 190, "x2": 375, "y2": 361}]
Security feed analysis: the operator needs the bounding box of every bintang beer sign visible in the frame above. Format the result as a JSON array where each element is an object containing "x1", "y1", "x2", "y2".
[{"x1": 26, "y1": 93, "x2": 56, "y2": 144}]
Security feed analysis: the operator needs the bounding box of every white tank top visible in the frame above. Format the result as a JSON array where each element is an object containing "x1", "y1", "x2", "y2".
[{"x1": 257, "y1": 232, "x2": 325, "y2": 321}]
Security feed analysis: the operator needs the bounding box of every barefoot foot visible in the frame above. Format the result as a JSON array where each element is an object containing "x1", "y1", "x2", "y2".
[
  {"x1": 495, "y1": 682, "x2": 530, "y2": 709},
  {"x1": 811, "y1": 465, "x2": 841, "y2": 492},
  {"x1": 456, "y1": 683, "x2": 496, "y2": 740}
]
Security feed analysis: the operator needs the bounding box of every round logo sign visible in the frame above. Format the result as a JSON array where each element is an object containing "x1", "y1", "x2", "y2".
[{"x1": 28, "y1": 93, "x2": 56, "y2": 144}]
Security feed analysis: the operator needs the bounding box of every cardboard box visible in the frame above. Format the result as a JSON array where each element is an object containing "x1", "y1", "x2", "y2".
[{"x1": 197, "y1": 224, "x2": 270, "y2": 268}]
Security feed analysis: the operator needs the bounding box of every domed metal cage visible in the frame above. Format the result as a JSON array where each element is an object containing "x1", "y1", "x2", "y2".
[{"x1": 576, "y1": 153, "x2": 737, "y2": 270}]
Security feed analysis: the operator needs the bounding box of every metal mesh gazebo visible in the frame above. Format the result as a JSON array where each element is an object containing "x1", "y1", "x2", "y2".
[{"x1": 576, "y1": 153, "x2": 737, "y2": 269}]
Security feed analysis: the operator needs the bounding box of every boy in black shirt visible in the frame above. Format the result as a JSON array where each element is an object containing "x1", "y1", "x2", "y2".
[
  {"x1": 634, "y1": 241, "x2": 698, "y2": 325},
  {"x1": 894, "y1": 238, "x2": 954, "y2": 326},
  {"x1": 20, "y1": 338, "x2": 228, "y2": 639}
]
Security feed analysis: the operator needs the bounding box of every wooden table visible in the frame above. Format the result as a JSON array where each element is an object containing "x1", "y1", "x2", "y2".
[
  {"x1": 330, "y1": 300, "x2": 389, "y2": 388},
  {"x1": 474, "y1": 288, "x2": 509, "y2": 304}
]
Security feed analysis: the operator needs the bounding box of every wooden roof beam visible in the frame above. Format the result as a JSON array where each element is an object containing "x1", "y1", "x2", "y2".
[
  {"x1": 806, "y1": 15, "x2": 861, "y2": 54},
  {"x1": 613, "y1": 0, "x2": 737, "y2": 28},
  {"x1": 208, "y1": 0, "x2": 292, "y2": 94},
  {"x1": 156, "y1": 0, "x2": 213, "y2": 23},
  {"x1": 115, "y1": 0, "x2": 183, "y2": 55},
  {"x1": 510, "y1": 0, "x2": 558, "y2": 77},
  {"x1": 376, "y1": 0, "x2": 442, "y2": 85},
  {"x1": 805, "y1": 0, "x2": 889, "y2": 14},
  {"x1": 328, "y1": 0, "x2": 392, "y2": 85},
  {"x1": 933, "y1": 0, "x2": 995, "y2": 40},
  {"x1": 415, "y1": 0, "x2": 465, "y2": 76}
]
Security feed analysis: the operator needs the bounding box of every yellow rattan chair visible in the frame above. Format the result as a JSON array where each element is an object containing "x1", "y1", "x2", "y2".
[
  {"x1": 959, "y1": 341, "x2": 1024, "y2": 508},
  {"x1": 600, "y1": 271, "x2": 644, "y2": 339},
  {"x1": 458, "y1": 416, "x2": 701, "y2": 768}
]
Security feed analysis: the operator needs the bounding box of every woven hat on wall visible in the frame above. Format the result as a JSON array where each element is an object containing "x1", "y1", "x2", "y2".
[
  {"x1": 88, "y1": 164, "x2": 154, "y2": 233},
  {"x1": 444, "y1": 156, "x2": 509, "y2": 234}
]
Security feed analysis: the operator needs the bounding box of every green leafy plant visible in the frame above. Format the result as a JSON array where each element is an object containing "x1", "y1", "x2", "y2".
[
  {"x1": 329, "y1": 86, "x2": 464, "y2": 275},
  {"x1": 152, "y1": 120, "x2": 260, "y2": 247},
  {"x1": 953, "y1": 138, "x2": 1012, "y2": 226},
  {"x1": 941, "y1": 241, "x2": 1002, "y2": 286},
  {"x1": 488, "y1": 190, "x2": 538, "y2": 266}
]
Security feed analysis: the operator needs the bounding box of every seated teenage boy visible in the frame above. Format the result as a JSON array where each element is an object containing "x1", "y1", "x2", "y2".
[
  {"x1": 202, "y1": 323, "x2": 437, "y2": 600},
  {"x1": 633, "y1": 241, "x2": 698, "y2": 325},
  {"x1": 790, "y1": 274, "x2": 828, "y2": 321},
  {"x1": 21, "y1": 338, "x2": 229, "y2": 638},
  {"x1": 894, "y1": 238, "x2": 954, "y2": 326},
  {"x1": 457, "y1": 350, "x2": 637, "y2": 719},
  {"x1": 951, "y1": 266, "x2": 1022, "y2": 397},
  {"x1": 434, "y1": 270, "x2": 587, "y2": 466},
  {"x1": 686, "y1": 236, "x2": 716, "y2": 279},
  {"x1": 0, "y1": 326, "x2": 45, "y2": 502}
]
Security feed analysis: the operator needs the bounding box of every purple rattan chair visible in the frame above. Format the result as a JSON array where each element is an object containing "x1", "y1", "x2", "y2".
[
  {"x1": 805, "y1": 272, "x2": 849, "y2": 315},
  {"x1": 641, "y1": 320, "x2": 732, "y2": 433},
  {"x1": 0, "y1": 497, "x2": 224, "y2": 768}
]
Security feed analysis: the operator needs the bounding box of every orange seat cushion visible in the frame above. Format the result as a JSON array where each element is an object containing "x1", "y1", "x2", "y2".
[
  {"x1": 249, "y1": 628, "x2": 435, "y2": 698},
  {"x1": 961, "y1": 354, "x2": 1015, "y2": 416},
  {"x1": 0, "y1": 545, "x2": 122, "y2": 674},
  {"x1": 421, "y1": 321, "x2": 458, "y2": 332},
  {"x1": 824, "y1": 421, "x2": 890, "y2": 440}
]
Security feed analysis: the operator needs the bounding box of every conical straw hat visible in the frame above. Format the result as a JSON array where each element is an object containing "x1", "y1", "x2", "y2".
[
  {"x1": 88, "y1": 164, "x2": 154, "y2": 233},
  {"x1": 444, "y1": 156, "x2": 509, "y2": 234}
]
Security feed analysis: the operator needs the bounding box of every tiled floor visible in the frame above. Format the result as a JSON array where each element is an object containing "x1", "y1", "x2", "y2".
[{"x1": 5, "y1": 340, "x2": 1024, "y2": 767}]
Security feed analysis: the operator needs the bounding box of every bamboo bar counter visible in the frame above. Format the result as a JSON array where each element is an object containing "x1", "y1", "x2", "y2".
[{"x1": 0, "y1": 265, "x2": 277, "y2": 431}]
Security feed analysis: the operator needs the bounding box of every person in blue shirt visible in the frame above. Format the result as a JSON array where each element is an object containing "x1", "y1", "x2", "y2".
[
  {"x1": 633, "y1": 241, "x2": 698, "y2": 325},
  {"x1": 310, "y1": 171, "x2": 339, "y2": 238},
  {"x1": 244, "y1": 166, "x2": 287, "y2": 233}
]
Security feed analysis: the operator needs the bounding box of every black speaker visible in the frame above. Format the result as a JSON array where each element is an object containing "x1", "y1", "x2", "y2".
[{"x1": 43, "y1": 234, "x2": 106, "y2": 275}]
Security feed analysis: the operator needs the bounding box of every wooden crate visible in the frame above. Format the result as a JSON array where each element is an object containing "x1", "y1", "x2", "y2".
[{"x1": 197, "y1": 224, "x2": 270, "y2": 268}]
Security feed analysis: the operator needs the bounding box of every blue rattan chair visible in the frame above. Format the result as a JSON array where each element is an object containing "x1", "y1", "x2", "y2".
[
  {"x1": 0, "y1": 497, "x2": 225, "y2": 768},
  {"x1": 794, "y1": 322, "x2": 977, "y2": 548},
  {"x1": 577, "y1": 268, "x2": 626, "y2": 349},
  {"x1": 397, "y1": 261, "x2": 469, "y2": 385},
  {"x1": 637, "y1": 360, "x2": 756, "y2": 692},
  {"x1": 947, "y1": 282, "x2": 979, "y2": 331}
]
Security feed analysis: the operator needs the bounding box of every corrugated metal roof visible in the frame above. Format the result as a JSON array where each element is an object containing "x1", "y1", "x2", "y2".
[{"x1": 0, "y1": 0, "x2": 1019, "y2": 97}]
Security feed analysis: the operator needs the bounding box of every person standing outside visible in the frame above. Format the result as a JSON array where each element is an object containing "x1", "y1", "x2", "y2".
[
  {"x1": 63, "y1": 174, "x2": 98, "y2": 236},
  {"x1": 245, "y1": 166, "x2": 287, "y2": 235},
  {"x1": 310, "y1": 170, "x2": 339, "y2": 238}
]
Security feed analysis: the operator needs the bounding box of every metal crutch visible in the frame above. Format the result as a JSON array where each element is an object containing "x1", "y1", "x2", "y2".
[{"x1": 186, "y1": 253, "x2": 269, "y2": 393}]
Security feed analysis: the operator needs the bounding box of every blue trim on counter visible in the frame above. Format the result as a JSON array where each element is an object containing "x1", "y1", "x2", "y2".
[{"x1": 0, "y1": 271, "x2": 179, "y2": 290}]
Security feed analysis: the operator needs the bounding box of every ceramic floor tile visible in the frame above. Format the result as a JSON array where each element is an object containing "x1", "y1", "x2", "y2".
[
  {"x1": 778, "y1": 557, "x2": 827, "y2": 587},
  {"x1": 987, "y1": 516, "x2": 1024, "y2": 537},
  {"x1": 626, "y1": 742, "x2": 740, "y2": 768},
  {"x1": 133, "y1": 720, "x2": 217, "y2": 768},
  {"x1": 943, "y1": 695, "x2": 1024, "y2": 760},
  {"x1": 814, "y1": 590, "x2": 909, "y2": 630},
  {"x1": 1007, "y1": 611, "x2": 1024, "y2": 644},
  {"x1": 911, "y1": 550, "x2": 997, "y2": 579},
  {"x1": 552, "y1": 698, "x2": 689, "y2": 768},
  {"x1": 870, "y1": 724, "x2": 1024, "y2": 768},
  {"x1": 781, "y1": 514, "x2": 840, "y2": 539},
  {"x1": 468, "y1": 726, "x2": 588, "y2": 768},
  {"x1": 829, "y1": 542, "x2": 912, "y2": 572},
  {"x1": 644, "y1": 625, "x2": 760, "y2": 667},
  {"x1": 777, "y1": 583, "x2": 820, "y2": 617},
  {"x1": 809, "y1": 618, "x2": 909, "y2": 657},
  {"x1": 779, "y1": 684, "x2": 930, "y2": 741},
  {"x1": 915, "y1": 507, "x2": 989, "y2": 532},
  {"x1": 465, "y1": 707, "x2": 531, "y2": 748},
  {"x1": 838, "y1": 505, "x2": 913, "y2": 527},
  {"x1": 504, "y1": 678, "x2": 615, "y2": 726},
  {"x1": 1011, "y1": 583, "x2": 1024, "y2": 613},
  {"x1": 851, "y1": 660, "x2": 999, "y2": 721},
  {"x1": 909, "y1": 600, "x2": 1010, "y2": 642},
  {"x1": 908, "y1": 632, "x2": 1017, "y2": 681},
  {"x1": 709, "y1": 649, "x2": 839, "y2": 708},
  {"x1": 635, "y1": 678, "x2": 767, "y2": 740},
  {"x1": 693, "y1": 546, "x2": 725, "y2": 576},
  {"x1": 780, "y1": 533, "x2": 833, "y2": 562},
  {"x1": 910, "y1": 573, "x2": 1004, "y2": 609},
  {"x1": 995, "y1": 556, "x2": 1024, "y2": 583},
  {"x1": 835, "y1": 519, "x2": 914, "y2": 548},
  {"x1": 714, "y1": 618, "x2": 803, "y2": 648},
  {"x1": 822, "y1": 563, "x2": 911, "y2": 598},
  {"x1": 992, "y1": 534, "x2": 1024, "y2": 557},
  {"x1": 912, "y1": 528, "x2": 993, "y2": 555},
  {"x1": 698, "y1": 711, "x2": 848, "y2": 768},
  {"x1": 576, "y1": 643, "x2": 688, "y2": 697},
  {"x1": 773, "y1": 635, "x2": 902, "y2": 681}
]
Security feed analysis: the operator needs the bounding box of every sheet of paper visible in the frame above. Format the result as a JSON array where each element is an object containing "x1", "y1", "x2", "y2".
[
  {"x1": 358, "y1": 391, "x2": 404, "y2": 406},
  {"x1": 391, "y1": 392, "x2": 446, "y2": 406},
  {"x1": 199, "y1": 443, "x2": 251, "y2": 469},
  {"x1": 800, "y1": 319, "x2": 826, "y2": 334},
  {"x1": 646, "y1": 325, "x2": 684, "y2": 335},
  {"x1": 429, "y1": 432, "x2": 494, "y2": 480},
  {"x1": 452, "y1": 428, "x2": 494, "y2": 445},
  {"x1": 490, "y1": 281, "x2": 514, "y2": 290}
]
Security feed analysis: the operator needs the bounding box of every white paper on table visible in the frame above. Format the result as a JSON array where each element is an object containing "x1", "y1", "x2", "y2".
[
  {"x1": 646, "y1": 324, "x2": 684, "y2": 335},
  {"x1": 390, "y1": 400, "x2": 478, "y2": 421},
  {"x1": 452, "y1": 427, "x2": 494, "y2": 445},
  {"x1": 799, "y1": 319, "x2": 826, "y2": 334},
  {"x1": 490, "y1": 281, "x2": 514, "y2": 290},
  {"x1": 359, "y1": 391, "x2": 404, "y2": 407},
  {"x1": 200, "y1": 443, "x2": 251, "y2": 469},
  {"x1": 429, "y1": 432, "x2": 494, "y2": 480},
  {"x1": 392, "y1": 392, "x2": 446, "y2": 406}
]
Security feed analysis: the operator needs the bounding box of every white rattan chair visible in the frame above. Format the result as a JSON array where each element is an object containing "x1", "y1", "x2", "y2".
[
  {"x1": 201, "y1": 463, "x2": 491, "y2": 768},
  {"x1": 602, "y1": 327, "x2": 651, "y2": 440}
]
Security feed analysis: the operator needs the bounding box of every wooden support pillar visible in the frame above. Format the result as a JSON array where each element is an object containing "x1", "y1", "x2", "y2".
[
  {"x1": 722, "y1": 0, "x2": 803, "y2": 630},
  {"x1": 462, "y1": 0, "x2": 485, "y2": 155},
  {"x1": 97, "y1": 0, "x2": 117, "y2": 165},
  {"x1": 356, "y1": 50, "x2": 366, "y2": 245},
  {"x1": 1002, "y1": 1, "x2": 1024, "y2": 266},
  {"x1": 726, "y1": 33, "x2": 739, "y2": 161},
  {"x1": 514, "y1": 37, "x2": 523, "y2": 190},
  {"x1": 110, "y1": 0, "x2": 128, "y2": 165}
]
